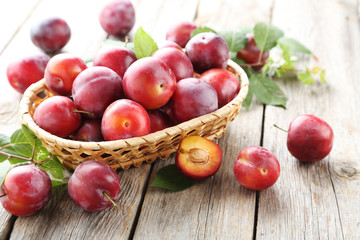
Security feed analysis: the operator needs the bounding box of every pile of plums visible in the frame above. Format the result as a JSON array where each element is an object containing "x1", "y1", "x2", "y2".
[{"x1": 32, "y1": 25, "x2": 240, "y2": 143}]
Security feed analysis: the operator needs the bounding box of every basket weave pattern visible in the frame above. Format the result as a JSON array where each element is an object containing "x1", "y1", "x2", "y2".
[{"x1": 19, "y1": 60, "x2": 249, "y2": 170}]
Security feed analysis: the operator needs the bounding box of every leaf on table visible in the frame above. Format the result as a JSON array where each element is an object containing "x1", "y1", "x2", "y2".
[
  {"x1": 251, "y1": 74, "x2": 287, "y2": 108},
  {"x1": 218, "y1": 30, "x2": 247, "y2": 52},
  {"x1": 0, "y1": 160, "x2": 11, "y2": 186},
  {"x1": 190, "y1": 26, "x2": 216, "y2": 38},
  {"x1": 277, "y1": 37, "x2": 312, "y2": 54},
  {"x1": 134, "y1": 26, "x2": 158, "y2": 59},
  {"x1": 311, "y1": 66, "x2": 321, "y2": 74},
  {"x1": 320, "y1": 69, "x2": 326, "y2": 83},
  {"x1": 254, "y1": 23, "x2": 284, "y2": 52},
  {"x1": 297, "y1": 69, "x2": 315, "y2": 84},
  {"x1": 150, "y1": 164, "x2": 195, "y2": 192},
  {"x1": 279, "y1": 42, "x2": 292, "y2": 64}
]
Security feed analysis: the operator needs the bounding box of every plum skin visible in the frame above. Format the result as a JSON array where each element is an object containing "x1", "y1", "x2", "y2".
[
  {"x1": 72, "y1": 120, "x2": 104, "y2": 142},
  {"x1": 0, "y1": 165, "x2": 52, "y2": 216},
  {"x1": 200, "y1": 68, "x2": 240, "y2": 108},
  {"x1": 147, "y1": 109, "x2": 172, "y2": 133},
  {"x1": 68, "y1": 161, "x2": 120, "y2": 212},
  {"x1": 101, "y1": 99, "x2": 150, "y2": 141},
  {"x1": 171, "y1": 78, "x2": 218, "y2": 123},
  {"x1": 72, "y1": 66, "x2": 123, "y2": 118},
  {"x1": 287, "y1": 114, "x2": 334, "y2": 162},
  {"x1": 6, "y1": 53, "x2": 50, "y2": 94},
  {"x1": 123, "y1": 57, "x2": 176, "y2": 109},
  {"x1": 45, "y1": 53, "x2": 87, "y2": 96},
  {"x1": 30, "y1": 17, "x2": 71, "y2": 53},
  {"x1": 99, "y1": 0, "x2": 135, "y2": 37},
  {"x1": 185, "y1": 32, "x2": 229, "y2": 73},
  {"x1": 93, "y1": 46, "x2": 136, "y2": 78},
  {"x1": 165, "y1": 21, "x2": 197, "y2": 48},
  {"x1": 234, "y1": 146, "x2": 280, "y2": 190},
  {"x1": 33, "y1": 96, "x2": 81, "y2": 138},
  {"x1": 152, "y1": 47, "x2": 194, "y2": 82}
]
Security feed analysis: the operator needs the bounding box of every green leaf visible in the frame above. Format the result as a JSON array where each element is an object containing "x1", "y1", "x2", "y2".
[
  {"x1": 51, "y1": 180, "x2": 67, "y2": 187},
  {"x1": 311, "y1": 66, "x2": 321, "y2": 74},
  {"x1": 254, "y1": 23, "x2": 284, "y2": 52},
  {"x1": 150, "y1": 164, "x2": 195, "y2": 191},
  {"x1": 277, "y1": 37, "x2": 311, "y2": 54},
  {"x1": 134, "y1": 26, "x2": 158, "y2": 59},
  {"x1": 21, "y1": 125, "x2": 36, "y2": 147},
  {"x1": 242, "y1": 80, "x2": 254, "y2": 110},
  {"x1": 251, "y1": 74, "x2": 287, "y2": 108},
  {"x1": 10, "y1": 129, "x2": 29, "y2": 144},
  {"x1": 0, "y1": 134, "x2": 10, "y2": 147},
  {"x1": 261, "y1": 63, "x2": 271, "y2": 76},
  {"x1": 190, "y1": 26, "x2": 216, "y2": 38},
  {"x1": 297, "y1": 69, "x2": 315, "y2": 84},
  {"x1": 218, "y1": 30, "x2": 247, "y2": 52},
  {"x1": 0, "y1": 160, "x2": 11, "y2": 186},
  {"x1": 0, "y1": 134, "x2": 11, "y2": 162},
  {"x1": 37, "y1": 155, "x2": 65, "y2": 180},
  {"x1": 10, "y1": 129, "x2": 33, "y2": 159},
  {"x1": 320, "y1": 69, "x2": 326, "y2": 83}
]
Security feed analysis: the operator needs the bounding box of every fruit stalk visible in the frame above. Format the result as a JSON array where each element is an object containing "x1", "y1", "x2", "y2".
[
  {"x1": 273, "y1": 124, "x2": 288, "y2": 133},
  {"x1": 103, "y1": 191, "x2": 119, "y2": 209}
]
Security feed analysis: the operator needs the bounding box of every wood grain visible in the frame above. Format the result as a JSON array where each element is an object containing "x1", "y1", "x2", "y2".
[
  {"x1": 257, "y1": 0, "x2": 360, "y2": 239},
  {"x1": 0, "y1": 0, "x2": 41, "y2": 53},
  {"x1": 133, "y1": 0, "x2": 273, "y2": 239}
]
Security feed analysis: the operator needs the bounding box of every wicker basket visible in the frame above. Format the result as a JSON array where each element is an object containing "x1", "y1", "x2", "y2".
[{"x1": 19, "y1": 59, "x2": 249, "y2": 170}]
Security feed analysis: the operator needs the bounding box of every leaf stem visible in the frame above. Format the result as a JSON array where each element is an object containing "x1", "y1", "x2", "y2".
[
  {"x1": 273, "y1": 124, "x2": 288, "y2": 133},
  {"x1": 258, "y1": 51, "x2": 263, "y2": 65},
  {"x1": 0, "y1": 144, "x2": 51, "y2": 166},
  {"x1": 103, "y1": 191, "x2": 119, "y2": 209},
  {"x1": 0, "y1": 143, "x2": 12, "y2": 151},
  {"x1": 0, "y1": 150, "x2": 34, "y2": 162}
]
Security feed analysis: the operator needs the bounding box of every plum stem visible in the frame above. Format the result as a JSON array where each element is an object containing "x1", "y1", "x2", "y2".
[
  {"x1": 124, "y1": 36, "x2": 130, "y2": 47},
  {"x1": 103, "y1": 191, "x2": 119, "y2": 209},
  {"x1": 273, "y1": 124, "x2": 288, "y2": 133},
  {"x1": 73, "y1": 110, "x2": 91, "y2": 115}
]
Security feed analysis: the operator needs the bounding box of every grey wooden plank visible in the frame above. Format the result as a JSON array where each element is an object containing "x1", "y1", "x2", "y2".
[
  {"x1": 133, "y1": 1, "x2": 274, "y2": 239},
  {"x1": 257, "y1": 0, "x2": 360, "y2": 239}
]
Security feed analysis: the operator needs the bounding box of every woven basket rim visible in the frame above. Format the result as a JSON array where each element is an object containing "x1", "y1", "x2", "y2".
[{"x1": 19, "y1": 59, "x2": 249, "y2": 150}]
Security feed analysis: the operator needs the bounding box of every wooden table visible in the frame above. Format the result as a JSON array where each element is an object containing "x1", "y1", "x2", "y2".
[{"x1": 0, "y1": 0, "x2": 359, "y2": 239}]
